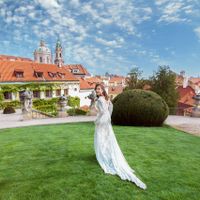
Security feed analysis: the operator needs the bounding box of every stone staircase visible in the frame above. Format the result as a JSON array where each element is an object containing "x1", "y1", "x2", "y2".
[{"x1": 31, "y1": 109, "x2": 55, "y2": 119}]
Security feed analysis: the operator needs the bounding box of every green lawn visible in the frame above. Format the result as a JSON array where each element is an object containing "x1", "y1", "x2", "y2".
[{"x1": 0, "y1": 122, "x2": 199, "y2": 200}]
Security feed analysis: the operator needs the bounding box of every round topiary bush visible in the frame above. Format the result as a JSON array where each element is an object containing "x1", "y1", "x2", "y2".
[
  {"x1": 3, "y1": 106, "x2": 16, "y2": 114},
  {"x1": 111, "y1": 89, "x2": 169, "y2": 126}
]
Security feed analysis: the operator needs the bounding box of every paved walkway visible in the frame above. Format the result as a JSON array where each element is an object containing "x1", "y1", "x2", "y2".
[
  {"x1": 165, "y1": 115, "x2": 200, "y2": 136},
  {"x1": 0, "y1": 110, "x2": 199, "y2": 136},
  {"x1": 0, "y1": 110, "x2": 96, "y2": 129}
]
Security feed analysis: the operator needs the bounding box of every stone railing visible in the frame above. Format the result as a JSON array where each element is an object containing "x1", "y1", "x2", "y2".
[{"x1": 31, "y1": 109, "x2": 55, "y2": 119}]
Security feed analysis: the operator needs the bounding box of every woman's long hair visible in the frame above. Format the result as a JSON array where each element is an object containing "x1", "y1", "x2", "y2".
[{"x1": 95, "y1": 83, "x2": 109, "y2": 101}]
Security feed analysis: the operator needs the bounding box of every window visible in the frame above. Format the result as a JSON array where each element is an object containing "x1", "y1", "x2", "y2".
[
  {"x1": 74, "y1": 88, "x2": 77, "y2": 91},
  {"x1": 14, "y1": 69, "x2": 24, "y2": 78},
  {"x1": 64, "y1": 89, "x2": 68, "y2": 95},
  {"x1": 72, "y1": 69, "x2": 80, "y2": 73},
  {"x1": 40, "y1": 57, "x2": 42, "y2": 63},
  {"x1": 48, "y1": 72, "x2": 57, "y2": 78},
  {"x1": 57, "y1": 72, "x2": 65, "y2": 78},
  {"x1": 4, "y1": 92, "x2": 12, "y2": 100},
  {"x1": 56, "y1": 89, "x2": 61, "y2": 96},
  {"x1": 47, "y1": 57, "x2": 49, "y2": 63},
  {"x1": 15, "y1": 71, "x2": 24, "y2": 78},
  {"x1": 33, "y1": 91, "x2": 40, "y2": 98},
  {"x1": 45, "y1": 90, "x2": 52, "y2": 98},
  {"x1": 35, "y1": 71, "x2": 43, "y2": 78}
]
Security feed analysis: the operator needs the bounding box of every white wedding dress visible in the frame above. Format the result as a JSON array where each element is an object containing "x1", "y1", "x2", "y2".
[{"x1": 94, "y1": 96, "x2": 147, "y2": 189}]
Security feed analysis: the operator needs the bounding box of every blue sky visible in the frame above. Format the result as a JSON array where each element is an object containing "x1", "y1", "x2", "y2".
[{"x1": 0, "y1": 0, "x2": 200, "y2": 77}]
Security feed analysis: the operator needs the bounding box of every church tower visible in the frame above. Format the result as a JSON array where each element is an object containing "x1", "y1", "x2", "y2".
[{"x1": 54, "y1": 39, "x2": 64, "y2": 67}]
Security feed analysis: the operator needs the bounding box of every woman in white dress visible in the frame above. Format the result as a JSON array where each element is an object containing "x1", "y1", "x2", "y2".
[{"x1": 94, "y1": 83, "x2": 147, "y2": 190}]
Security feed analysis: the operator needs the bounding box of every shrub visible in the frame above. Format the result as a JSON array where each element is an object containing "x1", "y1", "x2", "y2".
[
  {"x1": 67, "y1": 108, "x2": 87, "y2": 116},
  {"x1": 75, "y1": 108, "x2": 87, "y2": 115},
  {"x1": 67, "y1": 96, "x2": 80, "y2": 108},
  {"x1": 33, "y1": 104, "x2": 58, "y2": 116},
  {"x1": 33, "y1": 98, "x2": 59, "y2": 107},
  {"x1": 67, "y1": 108, "x2": 76, "y2": 116},
  {"x1": 0, "y1": 100, "x2": 20, "y2": 110},
  {"x1": 111, "y1": 89, "x2": 169, "y2": 126},
  {"x1": 3, "y1": 107, "x2": 16, "y2": 114}
]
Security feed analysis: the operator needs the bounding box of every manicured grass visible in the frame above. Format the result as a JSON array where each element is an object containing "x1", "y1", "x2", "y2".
[{"x1": 0, "y1": 122, "x2": 199, "y2": 200}]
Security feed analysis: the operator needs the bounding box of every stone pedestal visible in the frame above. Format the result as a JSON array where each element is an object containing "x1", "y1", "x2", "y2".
[
  {"x1": 22, "y1": 111, "x2": 32, "y2": 120},
  {"x1": 58, "y1": 111, "x2": 68, "y2": 118}
]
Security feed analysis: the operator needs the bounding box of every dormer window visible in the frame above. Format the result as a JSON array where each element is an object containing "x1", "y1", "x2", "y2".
[
  {"x1": 57, "y1": 72, "x2": 65, "y2": 78},
  {"x1": 48, "y1": 72, "x2": 57, "y2": 78},
  {"x1": 14, "y1": 69, "x2": 24, "y2": 78},
  {"x1": 34, "y1": 71, "x2": 43, "y2": 78},
  {"x1": 72, "y1": 69, "x2": 80, "y2": 73}
]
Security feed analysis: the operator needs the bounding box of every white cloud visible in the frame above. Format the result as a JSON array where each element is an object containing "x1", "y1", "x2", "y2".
[
  {"x1": 194, "y1": 27, "x2": 200, "y2": 39},
  {"x1": 69, "y1": 0, "x2": 80, "y2": 8},
  {"x1": 95, "y1": 37, "x2": 124, "y2": 48},
  {"x1": 156, "y1": 0, "x2": 197, "y2": 23},
  {"x1": 35, "y1": 0, "x2": 61, "y2": 9}
]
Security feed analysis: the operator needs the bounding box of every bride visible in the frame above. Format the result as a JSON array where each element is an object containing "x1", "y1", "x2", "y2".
[{"x1": 93, "y1": 83, "x2": 147, "y2": 189}]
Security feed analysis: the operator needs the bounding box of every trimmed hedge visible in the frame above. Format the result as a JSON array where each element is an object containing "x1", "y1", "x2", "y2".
[{"x1": 111, "y1": 89, "x2": 169, "y2": 126}]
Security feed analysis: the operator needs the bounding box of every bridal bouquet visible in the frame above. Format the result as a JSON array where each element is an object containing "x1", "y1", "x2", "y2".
[
  {"x1": 86, "y1": 90, "x2": 97, "y2": 108},
  {"x1": 87, "y1": 91, "x2": 97, "y2": 102}
]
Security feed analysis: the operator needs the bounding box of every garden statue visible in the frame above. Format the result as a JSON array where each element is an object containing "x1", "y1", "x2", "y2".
[
  {"x1": 20, "y1": 90, "x2": 33, "y2": 113},
  {"x1": 57, "y1": 94, "x2": 68, "y2": 117},
  {"x1": 20, "y1": 90, "x2": 33, "y2": 120}
]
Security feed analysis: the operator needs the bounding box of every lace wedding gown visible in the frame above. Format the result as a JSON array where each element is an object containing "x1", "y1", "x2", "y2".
[{"x1": 94, "y1": 96, "x2": 147, "y2": 189}]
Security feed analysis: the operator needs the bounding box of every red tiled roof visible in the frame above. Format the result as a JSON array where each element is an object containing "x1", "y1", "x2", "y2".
[
  {"x1": 0, "y1": 60, "x2": 78, "y2": 82},
  {"x1": 0, "y1": 54, "x2": 33, "y2": 62},
  {"x1": 143, "y1": 84, "x2": 151, "y2": 90},
  {"x1": 108, "y1": 85, "x2": 123, "y2": 94},
  {"x1": 85, "y1": 76, "x2": 102, "y2": 83},
  {"x1": 64, "y1": 64, "x2": 90, "y2": 76},
  {"x1": 78, "y1": 77, "x2": 95, "y2": 90},
  {"x1": 189, "y1": 77, "x2": 200, "y2": 86},
  {"x1": 177, "y1": 86, "x2": 195, "y2": 106},
  {"x1": 109, "y1": 76, "x2": 125, "y2": 83}
]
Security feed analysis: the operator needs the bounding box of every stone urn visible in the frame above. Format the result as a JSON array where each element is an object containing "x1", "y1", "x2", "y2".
[
  {"x1": 57, "y1": 95, "x2": 68, "y2": 117},
  {"x1": 191, "y1": 94, "x2": 200, "y2": 117}
]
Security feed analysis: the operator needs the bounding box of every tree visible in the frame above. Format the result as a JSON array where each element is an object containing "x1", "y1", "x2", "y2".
[
  {"x1": 124, "y1": 67, "x2": 146, "y2": 90},
  {"x1": 150, "y1": 65, "x2": 179, "y2": 113}
]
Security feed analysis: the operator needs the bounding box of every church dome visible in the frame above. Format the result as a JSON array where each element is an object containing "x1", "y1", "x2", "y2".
[
  {"x1": 35, "y1": 40, "x2": 51, "y2": 54},
  {"x1": 34, "y1": 39, "x2": 52, "y2": 64}
]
